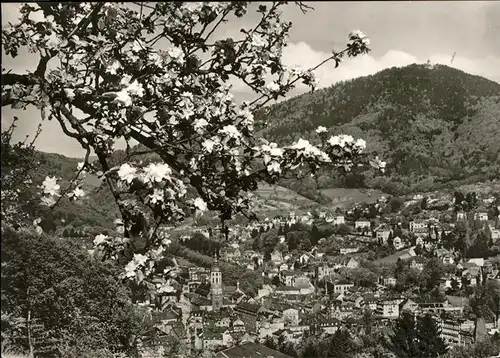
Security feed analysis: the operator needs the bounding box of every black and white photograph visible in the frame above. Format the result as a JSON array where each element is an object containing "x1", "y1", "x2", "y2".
[{"x1": 1, "y1": 2, "x2": 500, "y2": 357}]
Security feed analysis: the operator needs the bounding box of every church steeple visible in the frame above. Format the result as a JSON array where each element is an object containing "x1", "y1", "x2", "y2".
[{"x1": 211, "y1": 253, "x2": 223, "y2": 312}]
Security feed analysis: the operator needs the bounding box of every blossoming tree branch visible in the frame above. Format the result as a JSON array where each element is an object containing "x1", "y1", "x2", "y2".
[{"x1": 2, "y1": 2, "x2": 383, "y2": 293}]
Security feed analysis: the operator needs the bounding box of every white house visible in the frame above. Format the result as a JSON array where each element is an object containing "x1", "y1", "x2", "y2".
[
  {"x1": 380, "y1": 276, "x2": 397, "y2": 287},
  {"x1": 299, "y1": 253, "x2": 312, "y2": 265},
  {"x1": 467, "y1": 258, "x2": 484, "y2": 267},
  {"x1": 442, "y1": 255, "x2": 455, "y2": 265},
  {"x1": 376, "y1": 299, "x2": 400, "y2": 319},
  {"x1": 279, "y1": 263, "x2": 289, "y2": 272},
  {"x1": 346, "y1": 258, "x2": 360, "y2": 269},
  {"x1": 393, "y1": 236, "x2": 403, "y2": 250},
  {"x1": 491, "y1": 229, "x2": 500, "y2": 242},
  {"x1": 333, "y1": 281, "x2": 354, "y2": 295},
  {"x1": 355, "y1": 220, "x2": 371, "y2": 229},
  {"x1": 409, "y1": 221, "x2": 427, "y2": 233},
  {"x1": 271, "y1": 250, "x2": 283, "y2": 264},
  {"x1": 474, "y1": 212, "x2": 488, "y2": 222},
  {"x1": 456, "y1": 211, "x2": 467, "y2": 222},
  {"x1": 340, "y1": 247, "x2": 360, "y2": 255},
  {"x1": 316, "y1": 265, "x2": 335, "y2": 280},
  {"x1": 333, "y1": 215, "x2": 345, "y2": 225},
  {"x1": 280, "y1": 271, "x2": 296, "y2": 286},
  {"x1": 376, "y1": 229, "x2": 391, "y2": 243},
  {"x1": 282, "y1": 308, "x2": 300, "y2": 326}
]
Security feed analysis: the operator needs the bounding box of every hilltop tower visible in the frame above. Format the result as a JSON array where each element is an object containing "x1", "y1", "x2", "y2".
[{"x1": 211, "y1": 254, "x2": 223, "y2": 312}]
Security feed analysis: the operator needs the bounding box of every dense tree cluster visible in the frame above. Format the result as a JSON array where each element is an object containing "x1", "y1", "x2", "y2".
[
  {"x1": 388, "y1": 312, "x2": 448, "y2": 358},
  {"x1": 1, "y1": 227, "x2": 150, "y2": 357}
]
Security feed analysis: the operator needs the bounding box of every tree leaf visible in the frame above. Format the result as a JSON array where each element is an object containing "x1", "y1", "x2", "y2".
[
  {"x1": 41, "y1": 106, "x2": 46, "y2": 121},
  {"x1": 97, "y1": 17, "x2": 105, "y2": 31}
]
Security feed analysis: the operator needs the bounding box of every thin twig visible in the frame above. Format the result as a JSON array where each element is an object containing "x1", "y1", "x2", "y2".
[
  {"x1": 67, "y1": 3, "x2": 105, "y2": 40},
  {"x1": 49, "y1": 148, "x2": 91, "y2": 212}
]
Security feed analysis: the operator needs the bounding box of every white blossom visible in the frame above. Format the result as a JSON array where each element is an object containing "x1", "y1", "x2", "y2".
[
  {"x1": 120, "y1": 74, "x2": 132, "y2": 86},
  {"x1": 46, "y1": 32, "x2": 61, "y2": 48},
  {"x1": 45, "y1": 15, "x2": 56, "y2": 27},
  {"x1": 349, "y1": 30, "x2": 367, "y2": 40},
  {"x1": 354, "y1": 138, "x2": 366, "y2": 151},
  {"x1": 316, "y1": 126, "x2": 327, "y2": 134},
  {"x1": 117, "y1": 163, "x2": 136, "y2": 183},
  {"x1": 114, "y1": 219, "x2": 125, "y2": 234},
  {"x1": 114, "y1": 89, "x2": 133, "y2": 107},
  {"x1": 291, "y1": 139, "x2": 311, "y2": 151},
  {"x1": 182, "y1": 2, "x2": 203, "y2": 12},
  {"x1": 124, "y1": 262, "x2": 137, "y2": 278},
  {"x1": 42, "y1": 176, "x2": 60, "y2": 196},
  {"x1": 106, "y1": 60, "x2": 121, "y2": 75},
  {"x1": 376, "y1": 157, "x2": 387, "y2": 171},
  {"x1": 193, "y1": 118, "x2": 208, "y2": 131},
  {"x1": 267, "y1": 161, "x2": 281, "y2": 174},
  {"x1": 144, "y1": 163, "x2": 172, "y2": 183},
  {"x1": 72, "y1": 187, "x2": 85, "y2": 198},
  {"x1": 251, "y1": 34, "x2": 268, "y2": 47},
  {"x1": 72, "y1": 13, "x2": 85, "y2": 25},
  {"x1": 93, "y1": 234, "x2": 108, "y2": 246},
  {"x1": 220, "y1": 125, "x2": 241, "y2": 139},
  {"x1": 126, "y1": 80, "x2": 145, "y2": 97},
  {"x1": 41, "y1": 196, "x2": 57, "y2": 207},
  {"x1": 149, "y1": 188, "x2": 164, "y2": 204},
  {"x1": 64, "y1": 88, "x2": 75, "y2": 100},
  {"x1": 328, "y1": 134, "x2": 354, "y2": 147},
  {"x1": 149, "y1": 246, "x2": 165, "y2": 261},
  {"x1": 131, "y1": 40, "x2": 143, "y2": 53},
  {"x1": 291, "y1": 139, "x2": 331, "y2": 162},
  {"x1": 202, "y1": 139, "x2": 217, "y2": 152},
  {"x1": 167, "y1": 46, "x2": 185, "y2": 64},
  {"x1": 261, "y1": 143, "x2": 283, "y2": 160},
  {"x1": 290, "y1": 65, "x2": 305, "y2": 76},
  {"x1": 193, "y1": 197, "x2": 207, "y2": 211},
  {"x1": 270, "y1": 147, "x2": 283, "y2": 157},
  {"x1": 338, "y1": 134, "x2": 354, "y2": 147},
  {"x1": 266, "y1": 81, "x2": 280, "y2": 92},
  {"x1": 328, "y1": 135, "x2": 341, "y2": 147}
]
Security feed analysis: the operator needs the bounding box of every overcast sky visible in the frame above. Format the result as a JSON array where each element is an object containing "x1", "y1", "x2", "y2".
[{"x1": 2, "y1": 1, "x2": 500, "y2": 158}]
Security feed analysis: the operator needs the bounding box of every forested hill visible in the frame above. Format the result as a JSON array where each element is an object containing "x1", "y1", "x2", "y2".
[{"x1": 257, "y1": 64, "x2": 500, "y2": 194}]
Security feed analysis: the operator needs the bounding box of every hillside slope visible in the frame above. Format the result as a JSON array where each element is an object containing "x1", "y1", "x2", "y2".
[{"x1": 257, "y1": 64, "x2": 500, "y2": 194}]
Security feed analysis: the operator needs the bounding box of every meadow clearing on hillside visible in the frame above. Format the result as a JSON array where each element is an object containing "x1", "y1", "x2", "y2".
[
  {"x1": 253, "y1": 183, "x2": 320, "y2": 216},
  {"x1": 320, "y1": 188, "x2": 387, "y2": 208}
]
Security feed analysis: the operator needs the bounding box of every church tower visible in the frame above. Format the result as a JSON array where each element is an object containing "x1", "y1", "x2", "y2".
[{"x1": 210, "y1": 255, "x2": 223, "y2": 312}]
